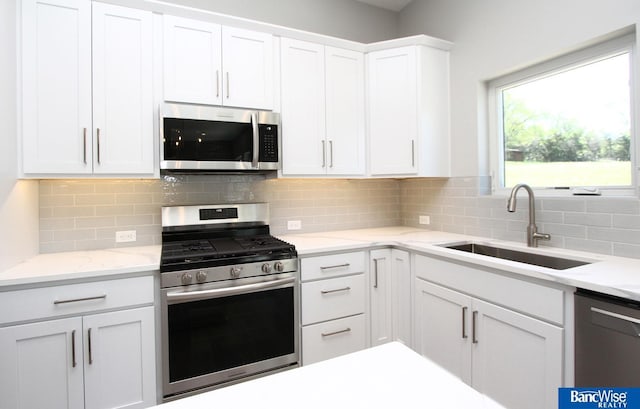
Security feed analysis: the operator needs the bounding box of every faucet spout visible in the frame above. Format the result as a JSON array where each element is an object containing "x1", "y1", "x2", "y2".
[{"x1": 506, "y1": 183, "x2": 550, "y2": 247}]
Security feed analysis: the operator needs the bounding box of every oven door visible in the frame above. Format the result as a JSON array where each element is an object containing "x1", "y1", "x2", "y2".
[{"x1": 161, "y1": 273, "x2": 299, "y2": 398}]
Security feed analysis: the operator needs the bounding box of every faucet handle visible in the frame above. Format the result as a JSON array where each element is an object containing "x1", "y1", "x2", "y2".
[{"x1": 533, "y1": 232, "x2": 551, "y2": 241}]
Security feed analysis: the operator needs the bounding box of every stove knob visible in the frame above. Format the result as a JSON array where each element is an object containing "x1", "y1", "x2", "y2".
[
  {"x1": 230, "y1": 266, "x2": 242, "y2": 278},
  {"x1": 274, "y1": 261, "x2": 285, "y2": 272},
  {"x1": 261, "y1": 263, "x2": 272, "y2": 273},
  {"x1": 196, "y1": 271, "x2": 208, "y2": 283},
  {"x1": 181, "y1": 273, "x2": 193, "y2": 285}
]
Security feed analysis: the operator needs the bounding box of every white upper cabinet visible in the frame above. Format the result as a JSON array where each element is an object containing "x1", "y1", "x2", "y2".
[
  {"x1": 91, "y1": 3, "x2": 154, "y2": 175},
  {"x1": 325, "y1": 46, "x2": 366, "y2": 175},
  {"x1": 163, "y1": 16, "x2": 222, "y2": 106},
  {"x1": 222, "y1": 26, "x2": 274, "y2": 110},
  {"x1": 163, "y1": 15, "x2": 274, "y2": 110},
  {"x1": 281, "y1": 38, "x2": 365, "y2": 176},
  {"x1": 367, "y1": 45, "x2": 450, "y2": 177},
  {"x1": 280, "y1": 39, "x2": 326, "y2": 175},
  {"x1": 21, "y1": 0, "x2": 154, "y2": 176},
  {"x1": 21, "y1": 0, "x2": 92, "y2": 174}
]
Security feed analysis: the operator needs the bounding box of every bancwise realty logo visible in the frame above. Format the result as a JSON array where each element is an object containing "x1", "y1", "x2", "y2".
[{"x1": 559, "y1": 388, "x2": 640, "y2": 408}]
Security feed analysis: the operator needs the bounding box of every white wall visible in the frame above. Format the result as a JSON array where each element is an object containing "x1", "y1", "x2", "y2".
[
  {"x1": 398, "y1": 0, "x2": 640, "y2": 177},
  {"x1": 0, "y1": 0, "x2": 39, "y2": 270},
  {"x1": 162, "y1": 0, "x2": 398, "y2": 43}
]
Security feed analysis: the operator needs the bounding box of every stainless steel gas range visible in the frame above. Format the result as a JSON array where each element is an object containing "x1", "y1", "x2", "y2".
[{"x1": 159, "y1": 203, "x2": 299, "y2": 401}]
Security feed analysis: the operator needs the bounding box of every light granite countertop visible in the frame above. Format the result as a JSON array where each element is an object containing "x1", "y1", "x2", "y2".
[
  {"x1": 0, "y1": 245, "x2": 161, "y2": 288},
  {"x1": 2, "y1": 227, "x2": 640, "y2": 303}
]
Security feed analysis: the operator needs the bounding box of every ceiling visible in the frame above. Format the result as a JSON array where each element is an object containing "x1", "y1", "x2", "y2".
[{"x1": 354, "y1": 0, "x2": 414, "y2": 12}]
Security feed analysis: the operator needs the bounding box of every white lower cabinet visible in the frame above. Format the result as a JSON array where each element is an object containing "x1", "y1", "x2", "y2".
[
  {"x1": 369, "y1": 249, "x2": 412, "y2": 347},
  {"x1": 0, "y1": 276, "x2": 156, "y2": 409},
  {"x1": 300, "y1": 252, "x2": 366, "y2": 365},
  {"x1": 414, "y1": 255, "x2": 564, "y2": 409}
]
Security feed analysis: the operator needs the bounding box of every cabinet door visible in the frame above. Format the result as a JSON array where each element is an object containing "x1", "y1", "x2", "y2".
[
  {"x1": 0, "y1": 317, "x2": 84, "y2": 409},
  {"x1": 83, "y1": 306, "x2": 156, "y2": 409},
  {"x1": 471, "y1": 299, "x2": 563, "y2": 409},
  {"x1": 370, "y1": 249, "x2": 393, "y2": 346},
  {"x1": 22, "y1": 0, "x2": 92, "y2": 174},
  {"x1": 92, "y1": 3, "x2": 154, "y2": 175},
  {"x1": 391, "y1": 249, "x2": 411, "y2": 347},
  {"x1": 367, "y1": 46, "x2": 418, "y2": 175},
  {"x1": 414, "y1": 279, "x2": 472, "y2": 384},
  {"x1": 222, "y1": 27, "x2": 273, "y2": 110},
  {"x1": 163, "y1": 15, "x2": 222, "y2": 105},
  {"x1": 325, "y1": 47, "x2": 365, "y2": 175},
  {"x1": 280, "y1": 38, "x2": 326, "y2": 175}
]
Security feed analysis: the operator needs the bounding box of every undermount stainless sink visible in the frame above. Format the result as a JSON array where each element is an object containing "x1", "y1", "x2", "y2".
[{"x1": 442, "y1": 242, "x2": 591, "y2": 270}]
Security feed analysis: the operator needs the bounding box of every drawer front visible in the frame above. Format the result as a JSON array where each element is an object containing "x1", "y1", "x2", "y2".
[
  {"x1": 302, "y1": 314, "x2": 366, "y2": 365},
  {"x1": 415, "y1": 254, "x2": 564, "y2": 325},
  {"x1": 301, "y1": 274, "x2": 365, "y2": 325},
  {"x1": 0, "y1": 275, "x2": 154, "y2": 325},
  {"x1": 301, "y1": 251, "x2": 365, "y2": 281}
]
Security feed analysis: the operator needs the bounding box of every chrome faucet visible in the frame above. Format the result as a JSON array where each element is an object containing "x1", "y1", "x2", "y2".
[{"x1": 507, "y1": 183, "x2": 551, "y2": 247}]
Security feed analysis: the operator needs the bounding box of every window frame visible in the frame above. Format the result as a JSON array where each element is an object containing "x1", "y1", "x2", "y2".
[{"x1": 488, "y1": 31, "x2": 638, "y2": 197}]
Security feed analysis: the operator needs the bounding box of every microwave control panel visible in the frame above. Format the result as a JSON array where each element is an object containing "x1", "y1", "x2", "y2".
[{"x1": 259, "y1": 125, "x2": 279, "y2": 162}]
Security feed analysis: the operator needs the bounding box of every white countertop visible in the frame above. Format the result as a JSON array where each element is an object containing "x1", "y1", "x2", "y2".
[
  {"x1": 0, "y1": 245, "x2": 161, "y2": 288},
  {"x1": 3, "y1": 226, "x2": 640, "y2": 302},
  {"x1": 153, "y1": 342, "x2": 506, "y2": 409}
]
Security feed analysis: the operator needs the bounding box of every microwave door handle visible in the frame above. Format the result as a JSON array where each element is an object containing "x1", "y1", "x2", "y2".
[{"x1": 251, "y1": 112, "x2": 259, "y2": 168}]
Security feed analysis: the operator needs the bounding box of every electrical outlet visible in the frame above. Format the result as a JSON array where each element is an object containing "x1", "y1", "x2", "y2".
[
  {"x1": 419, "y1": 215, "x2": 431, "y2": 225},
  {"x1": 115, "y1": 230, "x2": 137, "y2": 243},
  {"x1": 287, "y1": 220, "x2": 302, "y2": 230}
]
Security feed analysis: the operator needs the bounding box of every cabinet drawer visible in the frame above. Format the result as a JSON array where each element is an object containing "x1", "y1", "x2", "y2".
[
  {"x1": 302, "y1": 314, "x2": 366, "y2": 365},
  {"x1": 0, "y1": 276, "x2": 154, "y2": 325},
  {"x1": 301, "y1": 251, "x2": 365, "y2": 281},
  {"x1": 301, "y1": 274, "x2": 365, "y2": 325}
]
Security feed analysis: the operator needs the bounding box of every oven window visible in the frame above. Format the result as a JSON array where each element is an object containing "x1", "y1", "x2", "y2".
[
  {"x1": 167, "y1": 287, "x2": 295, "y2": 383},
  {"x1": 163, "y1": 118, "x2": 253, "y2": 162}
]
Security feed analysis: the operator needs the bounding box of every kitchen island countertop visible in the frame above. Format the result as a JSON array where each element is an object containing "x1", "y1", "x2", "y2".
[{"x1": 153, "y1": 342, "x2": 506, "y2": 409}]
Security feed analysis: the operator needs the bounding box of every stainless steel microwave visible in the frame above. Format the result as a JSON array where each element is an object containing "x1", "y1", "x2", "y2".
[{"x1": 160, "y1": 103, "x2": 280, "y2": 172}]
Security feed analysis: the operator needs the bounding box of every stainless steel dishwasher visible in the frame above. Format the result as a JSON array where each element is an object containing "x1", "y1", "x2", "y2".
[{"x1": 575, "y1": 289, "x2": 640, "y2": 386}]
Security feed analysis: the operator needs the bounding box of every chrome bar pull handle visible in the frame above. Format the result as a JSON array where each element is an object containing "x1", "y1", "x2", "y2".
[
  {"x1": 373, "y1": 258, "x2": 379, "y2": 289},
  {"x1": 71, "y1": 330, "x2": 77, "y2": 368},
  {"x1": 319, "y1": 263, "x2": 350, "y2": 271},
  {"x1": 411, "y1": 139, "x2": 415, "y2": 167},
  {"x1": 54, "y1": 295, "x2": 107, "y2": 305},
  {"x1": 88, "y1": 328, "x2": 93, "y2": 364},
  {"x1": 82, "y1": 128, "x2": 87, "y2": 164},
  {"x1": 96, "y1": 128, "x2": 101, "y2": 164},
  {"x1": 226, "y1": 72, "x2": 230, "y2": 99},
  {"x1": 321, "y1": 328, "x2": 351, "y2": 337},
  {"x1": 322, "y1": 140, "x2": 326, "y2": 168},
  {"x1": 329, "y1": 140, "x2": 334, "y2": 168},
  {"x1": 472, "y1": 310, "x2": 479, "y2": 344},
  {"x1": 462, "y1": 306, "x2": 468, "y2": 339},
  {"x1": 216, "y1": 70, "x2": 220, "y2": 98},
  {"x1": 321, "y1": 287, "x2": 351, "y2": 295}
]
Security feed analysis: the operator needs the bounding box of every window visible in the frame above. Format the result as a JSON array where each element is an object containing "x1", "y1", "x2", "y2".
[{"x1": 489, "y1": 33, "x2": 635, "y2": 192}]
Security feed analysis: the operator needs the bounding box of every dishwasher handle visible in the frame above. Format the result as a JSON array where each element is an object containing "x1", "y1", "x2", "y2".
[{"x1": 591, "y1": 306, "x2": 640, "y2": 337}]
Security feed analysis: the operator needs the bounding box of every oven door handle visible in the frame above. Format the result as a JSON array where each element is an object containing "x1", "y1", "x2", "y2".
[{"x1": 166, "y1": 277, "x2": 295, "y2": 303}]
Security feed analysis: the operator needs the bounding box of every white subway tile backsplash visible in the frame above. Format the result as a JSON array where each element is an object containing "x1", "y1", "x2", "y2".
[
  {"x1": 38, "y1": 175, "x2": 640, "y2": 259},
  {"x1": 612, "y1": 214, "x2": 640, "y2": 229},
  {"x1": 563, "y1": 212, "x2": 612, "y2": 227},
  {"x1": 39, "y1": 177, "x2": 401, "y2": 252},
  {"x1": 586, "y1": 198, "x2": 640, "y2": 215}
]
